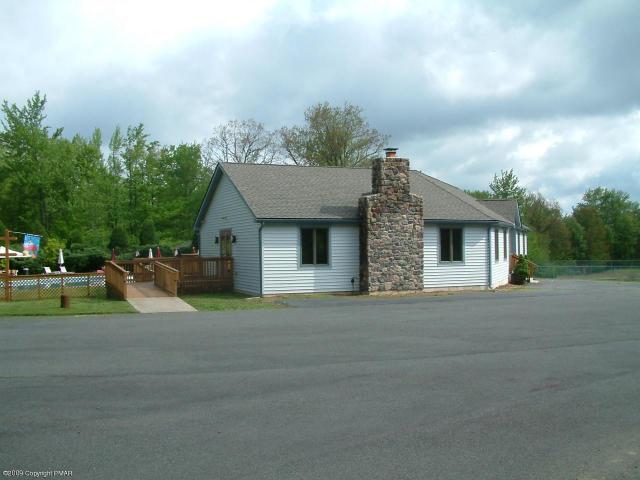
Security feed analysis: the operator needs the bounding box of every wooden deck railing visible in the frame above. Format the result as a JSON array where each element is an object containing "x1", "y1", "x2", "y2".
[
  {"x1": 105, "y1": 261, "x2": 128, "y2": 300},
  {"x1": 154, "y1": 261, "x2": 179, "y2": 296},
  {"x1": 110, "y1": 256, "x2": 233, "y2": 297},
  {"x1": 112, "y1": 259, "x2": 155, "y2": 283},
  {"x1": 176, "y1": 256, "x2": 233, "y2": 294}
]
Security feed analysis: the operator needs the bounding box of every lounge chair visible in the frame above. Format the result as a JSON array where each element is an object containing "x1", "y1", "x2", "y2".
[
  {"x1": 59, "y1": 266, "x2": 73, "y2": 274},
  {"x1": 43, "y1": 267, "x2": 52, "y2": 274}
]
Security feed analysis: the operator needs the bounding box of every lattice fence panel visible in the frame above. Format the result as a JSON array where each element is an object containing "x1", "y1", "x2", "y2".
[{"x1": 1, "y1": 274, "x2": 106, "y2": 301}]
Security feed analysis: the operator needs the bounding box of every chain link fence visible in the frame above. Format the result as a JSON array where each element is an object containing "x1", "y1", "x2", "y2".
[{"x1": 536, "y1": 260, "x2": 640, "y2": 281}]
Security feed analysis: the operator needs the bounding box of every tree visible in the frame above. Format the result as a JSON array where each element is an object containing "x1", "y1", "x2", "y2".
[
  {"x1": 572, "y1": 205, "x2": 610, "y2": 260},
  {"x1": 465, "y1": 189, "x2": 493, "y2": 200},
  {"x1": 564, "y1": 216, "x2": 588, "y2": 260},
  {"x1": 108, "y1": 226, "x2": 128, "y2": 251},
  {"x1": 580, "y1": 187, "x2": 639, "y2": 259},
  {"x1": 0, "y1": 92, "x2": 62, "y2": 233},
  {"x1": 121, "y1": 124, "x2": 150, "y2": 235},
  {"x1": 154, "y1": 143, "x2": 209, "y2": 241},
  {"x1": 521, "y1": 193, "x2": 570, "y2": 262},
  {"x1": 105, "y1": 126, "x2": 126, "y2": 229},
  {"x1": 139, "y1": 219, "x2": 157, "y2": 244},
  {"x1": 279, "y1": 102, "x2": 388, "y2": 167},
  {"x1": 203, "y1": 119, "x2": 278, "y2": 168},
  {"x1": 489, "y1": 169, "x2": 527, "y2": 206},
  {"x1": 0, "y1": 91, "x2": 211, "y2": 258}
]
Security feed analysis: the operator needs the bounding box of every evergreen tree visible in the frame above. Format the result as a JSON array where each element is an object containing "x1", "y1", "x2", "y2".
[
  {"x1": 108, "y1": 226, "x2": 128, "y2": 251},
  {"x1": 139, "y1": 219, "x2": 157, "y2": 245}
]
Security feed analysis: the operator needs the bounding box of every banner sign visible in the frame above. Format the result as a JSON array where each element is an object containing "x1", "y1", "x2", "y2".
[{"x1": 23, "y1": 234, "x2": 41, "y2": 258}]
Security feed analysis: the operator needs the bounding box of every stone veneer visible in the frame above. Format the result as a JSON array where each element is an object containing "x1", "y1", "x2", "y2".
[{"x1": 359, "y1": 156, "x2": 424, "y2": 293}]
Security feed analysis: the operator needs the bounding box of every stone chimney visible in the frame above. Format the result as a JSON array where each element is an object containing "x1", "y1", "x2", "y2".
[{"x1": 359, "y1": 148, "x2": 424, "y2": 293}]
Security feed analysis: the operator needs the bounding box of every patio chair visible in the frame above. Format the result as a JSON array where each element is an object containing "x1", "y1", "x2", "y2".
[{"x1": 43, "y1": 266, "x2": 52, "y2": 274}]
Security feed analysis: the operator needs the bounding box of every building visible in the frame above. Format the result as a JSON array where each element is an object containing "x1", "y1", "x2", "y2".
[{"x1": 194, "y1": 150, "x2": 528, "y2": 296}]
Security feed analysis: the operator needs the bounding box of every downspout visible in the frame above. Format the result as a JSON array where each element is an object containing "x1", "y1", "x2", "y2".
[
  {"x1": 258, "y1": 222, "x2": 264, "y2": 296},
  {"x1": 487, "y1": 225, "x2": 492, "y2": 289}
]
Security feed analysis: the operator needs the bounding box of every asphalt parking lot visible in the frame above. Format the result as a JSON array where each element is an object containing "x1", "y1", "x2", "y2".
[{"x1": 1, "y1": 279, "x2": 639, "y2": 479}]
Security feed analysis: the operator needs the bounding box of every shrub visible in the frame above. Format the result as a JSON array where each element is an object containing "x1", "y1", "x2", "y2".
[
  {"x1": 64, "y1": 248, "x2": 106, "y2": 272},
  {"x1": 12, "y1": 256, "x2": 45, "y2": 274},
  {"x1": 42, "y1": 237, "x2": 66, "y2": 265},
  {"x1": 513, "y1": 255, "x2": 530, "y2": 278}
]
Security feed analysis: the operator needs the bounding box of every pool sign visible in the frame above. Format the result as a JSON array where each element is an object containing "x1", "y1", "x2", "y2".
[{"x1": 23, "y1": 234, "x2": 40, "y2": 258}]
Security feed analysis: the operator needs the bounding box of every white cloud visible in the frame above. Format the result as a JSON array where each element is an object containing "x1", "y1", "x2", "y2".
[
  {"x1": 487, "y1": 126, "x2": 521, "y2": 145},
  {"x1": 404, "y1": 109, "x2": 640, "y2": 211},
  {"x1": 1, "y1": 0, "x2": 639, "y2": 209},
  {"x1": 510, "y1": 129, "x2": 561, "y2": 163}
]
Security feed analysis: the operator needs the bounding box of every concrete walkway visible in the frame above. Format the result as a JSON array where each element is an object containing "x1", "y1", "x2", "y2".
[{"x1": 126, "y1": 282, "x2": 197, "y2": 313}]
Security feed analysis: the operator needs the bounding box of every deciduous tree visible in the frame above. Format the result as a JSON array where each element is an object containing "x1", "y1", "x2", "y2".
[
  {"x1": 279, "y1": 102, "x2": 388, "y2": 167},
  {"x1": 203, "y1": 119, "x2": 278, "y2": 168}
]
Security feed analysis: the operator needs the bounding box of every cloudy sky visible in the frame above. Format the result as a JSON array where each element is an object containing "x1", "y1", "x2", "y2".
[{"x1": 2, "y1": 0, "x2": 639, "y2": 209}]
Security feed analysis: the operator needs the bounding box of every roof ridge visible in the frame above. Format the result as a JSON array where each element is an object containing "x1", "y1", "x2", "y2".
[
  {"x1": 220, "y1": 162, "x2": 370, "y2": 170},
  {"x1": 411, "y1": 170, "x2": 511, "y2": 223}
]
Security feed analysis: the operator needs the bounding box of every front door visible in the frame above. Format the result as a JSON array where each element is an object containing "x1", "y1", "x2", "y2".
[{"x1": 220, "y1": 229, "x2": 232, "y2": 257}]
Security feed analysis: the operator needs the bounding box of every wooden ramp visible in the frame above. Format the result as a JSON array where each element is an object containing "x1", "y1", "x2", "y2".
[
  {"x1": 126, "y1": 282, "x2": 196, "y2": 313},
  {"x1": 126, "y1": 281, "x2": 170, "y2": 298}
]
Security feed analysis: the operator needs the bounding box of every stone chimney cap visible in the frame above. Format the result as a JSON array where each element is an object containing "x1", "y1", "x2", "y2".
[{"x1": 383, "y1": 147, "x2": 398, "y2": 158}]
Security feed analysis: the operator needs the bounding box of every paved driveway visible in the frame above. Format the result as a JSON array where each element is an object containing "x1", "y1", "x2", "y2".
[{"x1": 1, "y1": 280, "x2": 639, "y2": 479}]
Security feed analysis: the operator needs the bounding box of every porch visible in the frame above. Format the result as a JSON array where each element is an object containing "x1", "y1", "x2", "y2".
[{"x1": 104, "y1": 256, "x2": 233, "y2": 300}]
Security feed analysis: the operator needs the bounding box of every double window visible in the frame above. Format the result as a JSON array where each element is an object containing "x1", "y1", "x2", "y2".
[
  {"x1": 301, "y1": 228, "x2": 329, "y2": 265},
  {"x1": 440, "y1": 228, "x2": 463, "y2": 262}
]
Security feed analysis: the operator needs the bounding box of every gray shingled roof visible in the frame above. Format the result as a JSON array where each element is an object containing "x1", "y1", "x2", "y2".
[
  {"x1": 206, "y1": 163, "x2": 513, "y2": 225},
  {"x1": 478, "y1": 199, "x2": 519, "y2": 224}
]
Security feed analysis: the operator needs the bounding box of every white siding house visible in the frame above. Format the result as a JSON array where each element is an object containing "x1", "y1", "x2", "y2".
[
  {"x1": 194, "y1": 161, "x2": 521, "y2": 296},
  {"x1": 262, "y1": 224, "x2": 360, "y2": 295},
  {"x1": 489, "y1": 227, "x2": 510, "y2": 289},
  {"x1": 198, "y1": 174, "x2": 261, "y2": 295},
  {"x1": 423, "y1": 225, "x2": 489, "y2": 290}
]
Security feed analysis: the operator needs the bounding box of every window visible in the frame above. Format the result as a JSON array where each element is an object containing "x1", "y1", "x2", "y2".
[
  {"x1": 440, "y1": 228, "x2": 463, "y2": 262},
  {"x1": 503, "y1": 228, "x2": 508, "y2": 260},
  {"x1": 220, "y1": 230, "x2": 232, "y2": 257},
  {"x1": 494, "y1": 229, "x2": 499, "y2": 261},
  {"x1": 301, "y1": 228, "x2": 329, "y2": 265},
  {"x1": 517, "y1": 233, "x2": 521, "y2": 254}
]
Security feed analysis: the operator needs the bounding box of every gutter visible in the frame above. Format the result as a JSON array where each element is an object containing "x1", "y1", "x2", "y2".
[
  {"x1": 487, "y1": 225, "x2": 493, "y2": 289},
  {"x1": 256, "y1": 218, "x2": 358, "y2": 225},
  {"x1": 424, "y1": 219, "x2": 515, "y2": 228},
  {"x1": 258, "y1": 222, "x2": 264, "y2": 296}
]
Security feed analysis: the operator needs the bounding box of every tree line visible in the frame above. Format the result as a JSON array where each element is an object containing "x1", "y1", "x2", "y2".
[
  {"x1": 468, "y1": 170, "x2": 640, "y2": 263},
  {"x1": 1, "y1": 91, "x2": 637, "y2": 270},
  {"x1": 0, "y1": 93, "x2": 387, "y2": 269}
]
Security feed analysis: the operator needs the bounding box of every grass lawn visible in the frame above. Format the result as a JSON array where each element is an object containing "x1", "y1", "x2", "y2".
[
  {"x1": 565, "y1": 268, "x2": 640, "y2": 282},
  {"x1": 181, "y1": 292, "x2": 285, "y2": 311},
  {"x1": 0, "y1": 296, "x2": 135, "y2": 317}
]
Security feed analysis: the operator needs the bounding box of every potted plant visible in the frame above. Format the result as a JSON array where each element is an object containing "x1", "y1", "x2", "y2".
[{"x1": 511, "y1": 255, "x2": 529, "y2": 285}]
